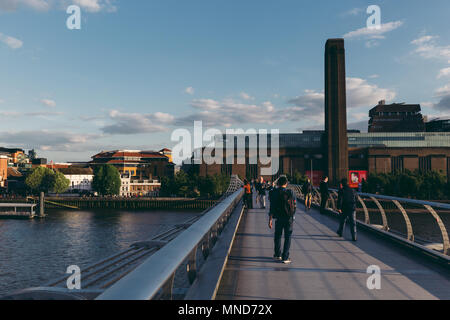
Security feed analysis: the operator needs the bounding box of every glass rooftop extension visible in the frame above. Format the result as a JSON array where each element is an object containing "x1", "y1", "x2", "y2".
[{"x1": 348, "y1": 132, "x2": 450, "y2": 148}]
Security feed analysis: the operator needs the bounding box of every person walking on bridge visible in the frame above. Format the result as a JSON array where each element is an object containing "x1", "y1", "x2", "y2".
[
  {"x1": 243, "y1": 179, "x2": 253, "y2": 209},
  {"x1": 255, "y1": 176, "x2": 267, "y2": 209},
  {"x1": 302, "y1": 178, "x2": 313, "y2": 211},
  {"x1": 319, "y1": 176, "x2": 329, "y2": 214},
  {"x1": 269, "y1": 176, "x2": 296, "y2": 264},
  {"x1": 337, "y1": 179, "x2": 357, "y2": 241}
]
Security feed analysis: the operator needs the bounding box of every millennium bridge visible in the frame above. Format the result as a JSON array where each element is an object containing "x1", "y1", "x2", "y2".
[{"x1": 3, "y1": 175, "x2": 450, "y2": 300}]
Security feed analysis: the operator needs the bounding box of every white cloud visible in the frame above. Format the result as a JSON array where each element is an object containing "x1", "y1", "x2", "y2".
[
  {"x1": 437, "y1": 67, "x2": 450, "y2": 79},
  {"x1": 365, "y1": 40, "x2": 380, "y2": 48},
  {"x1": 0, "y1": 33, "x2": 23, "y2": 49},
  {"x1": 239, "y1": 92, "x2": 254, "y2": 100},
  {"x1": 352, "y1": 112, "x2": 369, "y2": 121},
  {"x1": 347, "y1": 120, "x2": 369, "y2": 133},
  {"x1": 40, "y1": 98, "x2": 56, "y2": 107},
  {"x1": 433, "y1": 95, "x2": 450, "y2": 113},
  {"x1": 346, "y1": 77, "x2": 396, "y2": 108},
  {"x1": 343, "y1": 8, "x2": 363, "y2": 16},
  {"x1": 421, "y1": 101, "x2": 434, "y2": 108},
  {"x1": 176, "y1": 99, "x2": 282, "y2": 127},
  {"x1": 102, "y1": 110, "x2": 173, "y2": 134},
  {"x1": 100, "y1": 77, "x2": 395, "y2": 135},
  {"x1": 0, "y1": 0, "x2": 116, "y2": 12},
  {"x1": 288, "y1": 77, "x2": 395, "y2": 111},
  {"x1": 0, "y1": 130, "x2": 99, "y2": 151},
  {"x1": 287, "y1": 77, "x2": 395, "y2": 126},
  {"x1": 23, "y1": 0, "x2": 49, "y2": 10},
  {"x1": 344, "y1": 21, "x2": 404, "y2": 41},
  {"x1": 430, "y1": 84, "x2": 450, "y2": 113},
  {"x1": 0, "y1": 0, "x2": 49, "y2": 11},
  {"x1": 411, "y1": 35, "x2": 450, "y2": 62},
  {"x1": 184, "y1": 87, "x2": 195, "y2": 95},
  {"x1": 368, "y1": 74, "x2": 379, "y2": 79},
  {"x1": 435, "y1": 84, "x2": 450, "y2": 97},
  {"x1": 0, "y1": 110, "x2": 63, "y2": 118},
  {"x1": 73, "y1": 0, "x2": 101, "y2": 12},
  {"x1": 287, "y1": 89, "x2": 324, "y2": 111},
  {"x1": 72, "y1": 0, "x2": 116, "y2": 13}
]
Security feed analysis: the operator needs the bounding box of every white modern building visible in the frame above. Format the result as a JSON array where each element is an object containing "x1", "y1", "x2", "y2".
[
  {"x1": 120, "y1": 173, "x2": 161, "y2": 197},
  {"x1": 58, "y1": 167, "x2": 94, "y2": 192},
  {"x1": 120, "y1": 174, "x2": 131, "y2": 197}
]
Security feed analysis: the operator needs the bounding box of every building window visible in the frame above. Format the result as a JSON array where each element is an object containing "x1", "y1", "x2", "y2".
[
  {"x1": 221, "y1": 164, "x2": 232, "y2": 176},
  {"x1": 419, "y1": 156, "x2": 432, "y2": 172},
  {"x1": 391, "y1": 156, "x2": 404, "y2": 173}
]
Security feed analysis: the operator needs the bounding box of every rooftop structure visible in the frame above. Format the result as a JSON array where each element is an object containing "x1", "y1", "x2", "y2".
[
  {"x1": 57, "y1": 167, "x2": 94, "y2": 175},
  {"x1": 368, "y1": 101, "x2": 425, "y2": 132},
  {"x1": 426, "y1": 117, "x2": 450, "y2": 132},
  {"x1": 91, "y1": 149, "x2": 175, "y2": 179}
]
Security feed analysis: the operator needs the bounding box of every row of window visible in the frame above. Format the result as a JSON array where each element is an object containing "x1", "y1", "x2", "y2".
[
  {"x1": 372, "y1": 112, "x2": 419, "y2": 116},
  {"x1": 389, "y1": 156, "x2": 446, "y2": 174}
]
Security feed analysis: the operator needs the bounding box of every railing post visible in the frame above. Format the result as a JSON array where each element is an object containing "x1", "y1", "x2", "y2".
[
  {"x1": 186, "y1": 248, "x2": 198, "y2": 284},
  {"x1": 314, "y1": 189, "x2": 321, "y2": 205},
  {"x1": 357, "y1": 196, "x2": 370, "y2": 224},
  {"x1": 160, "y1": 273, "x2": 175, "y2": 300},
  {"x1": 329, "y1": 193, "x2": 337, "y2": 211},
  {"x1": 202, "y1": 233, "x2": 210, "y2": 259},
  {"x1": 423, "y1": 205, "x2": 450, "y2": 256},
  {"x1": 392, "y1": 200, "x2": 414, "y2": 242},
  {"x1": 370, "y1": 197, "x2": 389, "y2": 231}
]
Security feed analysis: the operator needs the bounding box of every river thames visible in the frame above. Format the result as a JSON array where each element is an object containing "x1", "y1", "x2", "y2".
[{"x1": 0, "y1": 209, "x2": 201, "y2": 297}]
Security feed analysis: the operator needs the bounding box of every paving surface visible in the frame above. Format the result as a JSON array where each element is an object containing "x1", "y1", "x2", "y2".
[{"x1": 216, "y1": 197, "x2": 450, "y2": 300}]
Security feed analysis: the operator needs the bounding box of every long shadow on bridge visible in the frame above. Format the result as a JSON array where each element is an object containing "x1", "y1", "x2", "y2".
[{"x1": 216, "y1": 197, "x2": 450, "y2": 300}]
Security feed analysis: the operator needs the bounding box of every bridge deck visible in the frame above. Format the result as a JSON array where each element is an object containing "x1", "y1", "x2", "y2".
[{"x1": 216, "y1": 200, "x2": 450, "y2": 300}]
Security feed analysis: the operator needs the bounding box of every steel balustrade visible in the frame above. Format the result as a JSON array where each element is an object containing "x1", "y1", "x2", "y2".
[
  {"x1": 2, "y1": 176, "x2": 245, "y2": 300},
  {"x1": 290, "y1": 185, "x2": 450, "y2": 256},
  {"x1": 96, "y1": 188, "x2": 244, "y2": 300}
]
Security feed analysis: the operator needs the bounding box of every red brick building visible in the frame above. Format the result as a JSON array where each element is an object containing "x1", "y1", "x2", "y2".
[{"x1": 90, "y1": 149, "x2": 175, "y2": 180}]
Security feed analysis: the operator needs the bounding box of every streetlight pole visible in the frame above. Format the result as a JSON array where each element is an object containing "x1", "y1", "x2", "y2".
[{"x1": 305, "y1": 154, "x2": 323, "y2": 187}]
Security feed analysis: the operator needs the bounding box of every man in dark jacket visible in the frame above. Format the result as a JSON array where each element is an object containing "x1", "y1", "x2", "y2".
[
  {"x1": 337, "y1": 179, "x2": 357, "y2": 241},
  {"x1": 319, "y1": 176, "x2": 329, "y2": 214},
  {"x1": 269, "y1": 176, "x2": 296, "y2": 264}
]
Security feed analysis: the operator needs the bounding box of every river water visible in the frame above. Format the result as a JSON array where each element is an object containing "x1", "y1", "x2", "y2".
[{"x1": 0, "y1": 208, "x2": 201, "y2": 297}]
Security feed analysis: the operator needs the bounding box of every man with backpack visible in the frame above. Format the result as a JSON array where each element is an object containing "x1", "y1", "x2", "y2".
[
  {"x1": 337, "y1": 178, "x2": 357, "y2": 241},
  {"x1": 268, "y1": 176, "x2": 296, "y2": 264}
]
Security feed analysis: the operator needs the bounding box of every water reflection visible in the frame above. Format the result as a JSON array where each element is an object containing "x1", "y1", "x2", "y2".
[{"x1": 0, "y1": 208, "x2": 200, "y2": 296}]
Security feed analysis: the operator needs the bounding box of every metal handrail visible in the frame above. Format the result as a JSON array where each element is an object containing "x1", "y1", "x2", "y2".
[
  {"x1": 292, "y1": 185, "x2": 449, "y2": 256},
  {"x1": 96, "y1": 188, "x2": 244, "y2": 300},
  {"x1": 356, "y1": 192, "x2": 450, "y2": 210}
]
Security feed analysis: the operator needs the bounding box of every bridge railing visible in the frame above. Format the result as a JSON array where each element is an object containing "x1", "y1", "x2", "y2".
[
  {"x1": 290, "y1": 185, "x2": 450, "y2": 257},
  {"x1": 226, "y1": 174, "x2": 244, "y2": 193},
  {"x1": 96, "y1": 188, "x2": 244, "y2": 300}
]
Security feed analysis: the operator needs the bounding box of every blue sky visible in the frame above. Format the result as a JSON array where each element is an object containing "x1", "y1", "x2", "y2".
[{"x1": 0, "y1": 0, "x2": 450, "y2": 162}]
